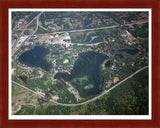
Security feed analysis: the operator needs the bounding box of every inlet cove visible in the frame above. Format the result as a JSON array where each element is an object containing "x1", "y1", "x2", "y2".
[{"x1": 54, "y1": 51, "x2": 108, "y2": 98}]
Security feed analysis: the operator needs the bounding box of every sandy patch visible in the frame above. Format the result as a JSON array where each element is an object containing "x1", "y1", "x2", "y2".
[
  {"x1": 113, "y1": 77, "x2": 119, "y2": 84},
  {"x1": 39, "y1": 34, "x2": 52, "y2": 40}
]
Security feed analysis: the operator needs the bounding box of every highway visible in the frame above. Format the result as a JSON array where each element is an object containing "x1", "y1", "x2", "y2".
[
  {"x1": 35, "y1": 21, "x2": 148, "y2": 35},
  {"x1": 12, "y1": 19, "x2": 148, "y2": 56},
  {"x1": 12, "y1": 66, "x2": 148, "y2": 107},
  {"x1": 12, "y1": 12, "x2": 43, "y2": 55}
]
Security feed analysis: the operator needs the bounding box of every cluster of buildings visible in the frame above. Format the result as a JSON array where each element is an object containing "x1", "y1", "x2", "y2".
[{"x1": 121, "y1": 30, "x2": 136, "y2": 46}]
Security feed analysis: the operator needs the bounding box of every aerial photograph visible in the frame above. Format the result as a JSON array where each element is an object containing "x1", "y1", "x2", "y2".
[{"x1": 10, "y1": 9, "x2": 150, "y2": 117}]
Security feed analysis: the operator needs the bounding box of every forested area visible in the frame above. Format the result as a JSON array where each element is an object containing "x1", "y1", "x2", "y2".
[{"x1": 15, "y1": 68, "x2": 148, "y2": 115}]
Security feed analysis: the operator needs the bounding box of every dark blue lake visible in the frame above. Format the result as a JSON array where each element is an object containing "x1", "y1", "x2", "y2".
[
  {"x1": 84, "y1": 20, "x2": 91, "y2": 26},
  {"x1": 115, "y1": 54, "x2": 124, "y2": 59},
  {"x1": 118, "y1": 48, "x2": 138, "y2": 55},
  {"x1": 18, "y1": 46, "x2": 52, "y2": 71},
  {"x1": 105, "y1": 60, "x2": 112, "y2": 67},
  {"x1": 54, "y1": 51, "x2": 108, "y2": 98}
]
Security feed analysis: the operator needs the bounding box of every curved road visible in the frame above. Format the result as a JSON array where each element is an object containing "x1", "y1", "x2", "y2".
[
  {"x1": 12, "y1": 66, "x2": 148, "y2": 106},
  {"x1": 12, "y1": 12, "x2": 43, "y2": 55}
]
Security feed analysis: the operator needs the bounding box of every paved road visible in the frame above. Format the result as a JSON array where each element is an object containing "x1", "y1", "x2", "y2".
[
  {"x1": 51, "y1": 41, "x2": 106, "y2": 46},
  {"x1": 12, "y1": 20, "x2": 148, "y2": 55},
  {"x1": 25, "y1": 12, "x2": 43, "y2": 41},
  {"x1": 71, "y1": 41, "x2": 106, "y2": 46},
  {"x1": 12, "y1": 66, "x2": 148, "y2": 106},
  {"x1": 12, "y1": 12, "x2": 43, "y2": 55},
  {"x1": 35, "y1": 21, "x2": 148, "y2": 35},
  {"x1": 12, "y1": 81, "x2": 45, "y2": 98}
]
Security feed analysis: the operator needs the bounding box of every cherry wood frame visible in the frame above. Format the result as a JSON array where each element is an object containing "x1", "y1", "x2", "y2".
[{"x1": 0, "y1": 0, "x2": 160, "y2": 128}]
